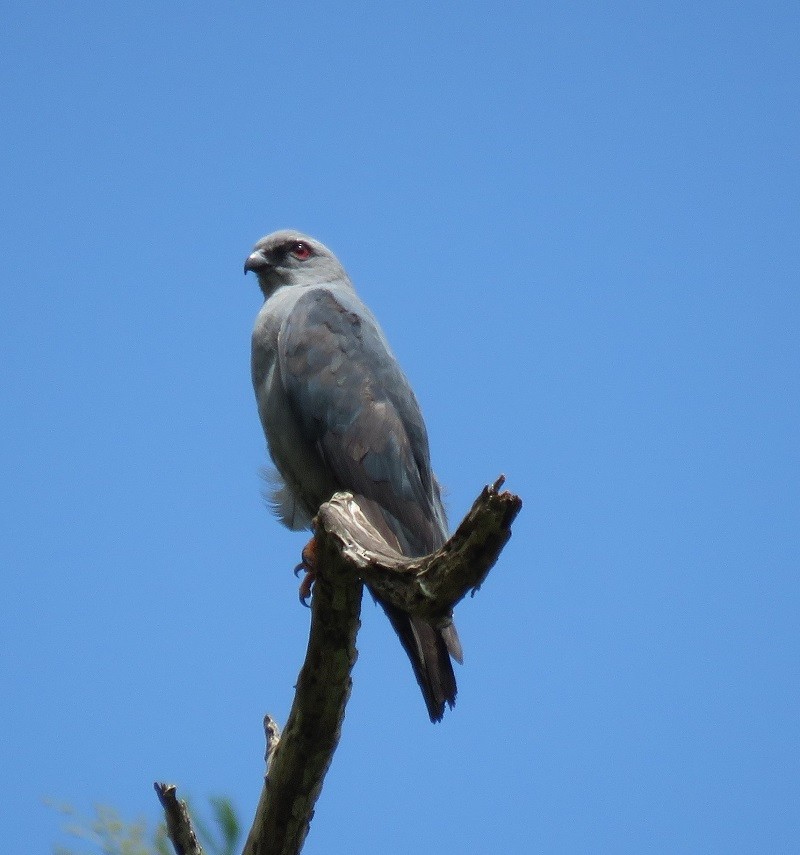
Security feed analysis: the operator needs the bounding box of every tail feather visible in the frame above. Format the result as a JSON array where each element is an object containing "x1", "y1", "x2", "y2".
[
  {"x1": 378, "y1": 599, "x2": 457, "y2": 723},
  {"x1": 440, "y1": 620, "x2": 464, "y2": 665},
  {"x1": 354, "y1": 493, "x2": 460, "y2": 722}
]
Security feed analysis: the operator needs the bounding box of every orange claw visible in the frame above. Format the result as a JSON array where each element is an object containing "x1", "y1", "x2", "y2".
[{"x1": 294, "y1": 537, "x2": 318, "y2": 607}]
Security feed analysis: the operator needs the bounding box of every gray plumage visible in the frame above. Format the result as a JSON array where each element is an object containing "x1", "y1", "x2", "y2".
[{"x1": 245, "y1": 229, "x2": 461, "y2": 721}]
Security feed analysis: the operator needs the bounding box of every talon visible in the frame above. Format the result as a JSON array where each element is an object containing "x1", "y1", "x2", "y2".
[
  {"x1": 298, "y1": 572, "x2": 314, "y2": 607},
  {"x1": 295, "y1": 536, "x2": 318, "y2": 606}
]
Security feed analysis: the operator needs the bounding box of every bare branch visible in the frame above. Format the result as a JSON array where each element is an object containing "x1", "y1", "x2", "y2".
[
  {"x1": 156, "y1": 477, "x2": 521, "y2": 855},
  {"x1": 242, "y1": 476, "x2": 520, "y2": 855},
  {"x1": 316, "y1": 475, "x2": 522, "y2": 627},
  {"x1": 242, "y1": 535, "x2": 363, "y2": 855},
  {"x1": 154, "y1": 782, "x2": 204, "y2": 855}
]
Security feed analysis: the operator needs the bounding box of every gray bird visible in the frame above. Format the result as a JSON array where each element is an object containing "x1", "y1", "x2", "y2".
[{"x1": 244, "y1": 230, "x2": 461, "y2": 721}]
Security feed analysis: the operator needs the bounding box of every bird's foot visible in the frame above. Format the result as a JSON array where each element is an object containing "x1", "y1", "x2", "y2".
[{"x1": 294, "y1": 537, "x2": 318, "y2": 607}]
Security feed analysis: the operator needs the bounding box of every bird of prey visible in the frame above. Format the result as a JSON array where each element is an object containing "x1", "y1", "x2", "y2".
[{"x1": 244, "y1": 230, "x2": 461, "y2": 721}]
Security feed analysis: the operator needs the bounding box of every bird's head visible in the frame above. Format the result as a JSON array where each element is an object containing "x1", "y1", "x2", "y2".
[{"x1": 244, "y1": 230, "x2": 348, "y2": 298}]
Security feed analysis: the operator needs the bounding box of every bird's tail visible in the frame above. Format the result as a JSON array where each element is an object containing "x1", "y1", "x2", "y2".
[
  {"x1": 354, "y1": 494, "x2": 462, "y2": 722},
  {"x1": 379, "y1": 601, "x2": 461, "y2": 723}
]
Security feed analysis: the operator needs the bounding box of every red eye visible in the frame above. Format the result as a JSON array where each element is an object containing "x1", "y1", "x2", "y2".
[{"x1": 290, "y1": 241, "x2": 312, "y2": 260}]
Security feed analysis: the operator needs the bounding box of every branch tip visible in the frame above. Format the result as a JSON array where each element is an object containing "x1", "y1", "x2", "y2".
[
  {"x1": 264, "y1": 714, "x2": 282, "y2": 769},
  {"x1": 154, "y1": 782, "x2": 203, "y2": 855}
]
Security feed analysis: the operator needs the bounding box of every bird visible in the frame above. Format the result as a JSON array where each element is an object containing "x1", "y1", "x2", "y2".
[{"x1": 244, "y1": 229, "x2": 461, "y2": 722}]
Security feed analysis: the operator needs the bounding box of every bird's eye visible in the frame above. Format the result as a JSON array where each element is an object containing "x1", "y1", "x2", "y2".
[{"x1": 290, "y1": 241, "x2": 312, "y2": 260}]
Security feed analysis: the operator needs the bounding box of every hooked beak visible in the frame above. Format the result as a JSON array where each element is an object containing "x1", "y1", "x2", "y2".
[{"x1": 244, "y1": 250, "x2": 270, "y2": 275}]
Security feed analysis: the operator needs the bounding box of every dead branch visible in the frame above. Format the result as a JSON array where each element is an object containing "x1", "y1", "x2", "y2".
[
  {"x1": 242, "y1": 526, "x2": 364, "y2": 855},
  {"x1": 154, "y1": 782, "x2": 203, "y2": 855},
  {"x1": 316, "y1": 474, "x2": 523, "y2": 628},
  {"x1": 157, "y1": 476, "x2": 521, "y2": 855}
]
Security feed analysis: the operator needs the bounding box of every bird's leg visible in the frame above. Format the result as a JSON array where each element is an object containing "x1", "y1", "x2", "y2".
[{"x1": 294, "y1": 536, "x2": 318, "y2": 607}]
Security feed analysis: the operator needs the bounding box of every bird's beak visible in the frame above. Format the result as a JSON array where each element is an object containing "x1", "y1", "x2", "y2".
[{"x1": 244, "y1": 251, "x2": 269, "y2": 275}]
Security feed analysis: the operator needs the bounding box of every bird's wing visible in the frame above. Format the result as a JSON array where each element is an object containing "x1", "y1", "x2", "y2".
[
  {"x1": 278, "y1": 285, "x2": 459, "y2": 721},
  {"x1": 278, "y1": 286, "x2": 447, "y2": 555}
]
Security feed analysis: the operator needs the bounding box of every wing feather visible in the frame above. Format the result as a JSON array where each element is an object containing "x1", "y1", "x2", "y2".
[
  {"x1": 278, "y1": 287, "x2": 447, "y2": 554},
  {"x1": 276, "y1": 285, "x2": 459, "y2": 720}
]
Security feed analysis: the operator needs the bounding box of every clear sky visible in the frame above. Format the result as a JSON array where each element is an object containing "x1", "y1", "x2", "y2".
[{"x1": 2, "y1": 1, "x2": 798, "y2": 852}]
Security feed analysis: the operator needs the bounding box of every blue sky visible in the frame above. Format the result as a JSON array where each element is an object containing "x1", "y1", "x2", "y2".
[{"x1": 2, "y1": 1, "x2": 798, "y2": 852}]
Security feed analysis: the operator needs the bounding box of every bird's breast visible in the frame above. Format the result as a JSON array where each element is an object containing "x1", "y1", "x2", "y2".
[{"x1": 251, "y1": 293, "x2": 337, "y2": 525}]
